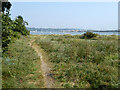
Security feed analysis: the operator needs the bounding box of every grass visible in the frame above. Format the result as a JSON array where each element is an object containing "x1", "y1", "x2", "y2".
[
  {"x1": 2, "y1": 36, "x2": 44, "y2": 88},
  {"x1": 34, "y1": 34, "x2": 119, "y2": 88},
  {"x1": 2, "y1": 34, "x2": 119, "y2": 88}
]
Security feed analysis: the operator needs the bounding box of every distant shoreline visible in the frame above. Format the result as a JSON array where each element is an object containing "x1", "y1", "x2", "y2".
[
  {"x1": 30, "y1": 34, "x2": 119, "y2": 36},
  {"x1": 65, "y1": 30, "x2": 119, "y2": 32},
  {"x1": 27, "y1": 27, "x2": 118, "y2": 32}
]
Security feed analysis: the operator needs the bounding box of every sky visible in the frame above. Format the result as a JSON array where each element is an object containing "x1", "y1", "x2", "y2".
[{"x1": 10, "y1": 2, "x2": 118, "y2": 30}]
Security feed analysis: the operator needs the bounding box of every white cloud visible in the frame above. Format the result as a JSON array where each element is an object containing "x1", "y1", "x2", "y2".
[{"x1": 9, "y1": 0, "x2": 119, "y2": 2}]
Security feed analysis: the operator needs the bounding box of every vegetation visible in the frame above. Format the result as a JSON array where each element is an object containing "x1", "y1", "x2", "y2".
[
  {"x1": 34, "y1": 34, "x2": 119, "y2": 88},
  {"x1": 2, "y1": 1, "x2": 42, "y2": 88},
  {"x1": 1, "y1": 1, "x2": 119, "y2": 89},
  {"x1": 13, "y1": 16, "x2": 30, "y2": 36},
  {"x1": 1, "y1": 2, "x2": 30, "y2": 52},
  {"x1": 82, "y1": 32, "x2": 98, "y2": 39},
  {"x1": 2, "y1": 36, "x2": 44, "y2": 88}
]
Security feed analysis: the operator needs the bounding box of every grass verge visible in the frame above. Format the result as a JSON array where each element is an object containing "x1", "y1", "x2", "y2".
[{"x1": 2, "y1": 36, "x2": 44, "y2": 88}]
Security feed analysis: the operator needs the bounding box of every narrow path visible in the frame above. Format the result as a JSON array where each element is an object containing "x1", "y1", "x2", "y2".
[{"x1": 30, "y1": 39, "x2": 55, "y2": 88}]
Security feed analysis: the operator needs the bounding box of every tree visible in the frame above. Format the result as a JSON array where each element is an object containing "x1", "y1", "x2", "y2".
[
  {"x1": 1, "y1": 1, "x2": 13, "y2": 51},
  {"x1": 14, "y1": 15, "x2": 29, "y2": 36},
  {"x1": 1, "y1": 1, "x2": 29, "y2": 52},
  {"x1": 1, "y1": 1, "x2": 12, "y2": 14}
]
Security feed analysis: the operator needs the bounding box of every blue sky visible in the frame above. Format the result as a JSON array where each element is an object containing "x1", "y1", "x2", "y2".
[{"x1": 10, "y1": 2, "x2": 118, "y2": 30}]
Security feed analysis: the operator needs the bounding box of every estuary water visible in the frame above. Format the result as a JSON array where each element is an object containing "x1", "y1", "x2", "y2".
[{"x1": 30, "y1": 30, "x2": 118, "y2": 35}]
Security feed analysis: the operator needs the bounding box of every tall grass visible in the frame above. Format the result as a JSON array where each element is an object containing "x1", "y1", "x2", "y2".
[{"x1": 35, "y1": 35, "x2": 119, "y2": 88}]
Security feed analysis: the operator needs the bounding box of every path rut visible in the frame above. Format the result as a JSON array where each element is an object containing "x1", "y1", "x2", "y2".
[{"x1": 30, "y1": 39, "x2": 55, "y2": 88}]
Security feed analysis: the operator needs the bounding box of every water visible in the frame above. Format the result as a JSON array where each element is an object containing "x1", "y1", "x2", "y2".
[{"x1": 30, "y1": 30, "x2": 118, "y2": 35}]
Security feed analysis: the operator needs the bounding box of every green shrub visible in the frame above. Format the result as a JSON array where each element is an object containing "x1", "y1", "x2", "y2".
[{"x1": 82, "y1": 32, "x2": 98, "y2": 39}]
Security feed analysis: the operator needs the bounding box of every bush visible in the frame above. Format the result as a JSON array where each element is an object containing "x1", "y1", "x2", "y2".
[{"x1": 82, "y1": 32, "x2": 98, "y2": 39}]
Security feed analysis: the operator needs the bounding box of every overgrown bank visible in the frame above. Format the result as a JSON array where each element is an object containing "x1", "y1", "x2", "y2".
[
  {"x1": 2, "y1": 34, "x2": 119, "y2": 88},
  {"x1": 34, "y1": 34, "x2": 119, "y2": 88}
]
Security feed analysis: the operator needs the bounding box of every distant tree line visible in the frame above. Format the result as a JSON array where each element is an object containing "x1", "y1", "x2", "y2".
[{"x1": 1, "y1": 1, "x2": 30, "y2": 52}]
